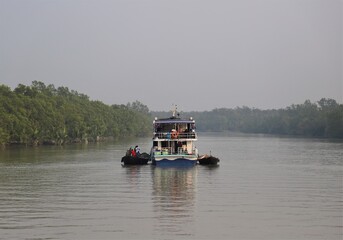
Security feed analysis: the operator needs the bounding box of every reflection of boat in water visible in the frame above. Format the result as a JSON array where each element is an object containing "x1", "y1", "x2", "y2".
[
  {"x1": 151, "y1": 107, "x2": 198, "y2": 166},
  {"x1": 152, "y1": 167, "x2": 197, "y2": 197},
  {"x1": 151, "y1": 166, "x2": 197, "y2": 234}
]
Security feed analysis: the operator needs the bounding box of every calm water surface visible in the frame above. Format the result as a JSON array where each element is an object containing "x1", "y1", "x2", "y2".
[{"x1": 0, "y1": 134, "x2": 342, "y2": 240}]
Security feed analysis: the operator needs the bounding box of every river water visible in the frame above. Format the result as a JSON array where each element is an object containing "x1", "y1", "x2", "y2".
[{"x1": 0, "y1": 133, "x2": 342, "y2": 240}]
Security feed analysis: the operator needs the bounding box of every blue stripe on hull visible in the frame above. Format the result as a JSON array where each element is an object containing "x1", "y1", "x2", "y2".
[{"x1": 153, "y1": 158, "x2": 197, "y2": 167}]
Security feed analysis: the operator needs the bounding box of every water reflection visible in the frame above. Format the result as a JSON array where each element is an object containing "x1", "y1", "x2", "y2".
[
  {"x1": 151, "y1": 166, "x2": 197, "y2": 238},
  {"x1": 122, "y1": 165, "x2": 146, "y2": 186},
  {"x1": 122, "y1": 164, "x2": 142, "y2": 176}
]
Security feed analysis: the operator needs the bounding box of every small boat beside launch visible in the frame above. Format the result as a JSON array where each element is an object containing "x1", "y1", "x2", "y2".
[
  {"x1": 197, "y1": 154, "x2": 220, "y2": 165},
  {"x1": 121, "y1": 155, "x2": 149, "y2": 165},
  {"x1": 121, "y1": 148, "x2": 150, "y2": 165}
]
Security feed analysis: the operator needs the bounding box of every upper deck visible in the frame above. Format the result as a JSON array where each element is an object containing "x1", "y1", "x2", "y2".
[{"x1": 153, "y1": 117, "x2": 197, "y2": 140}]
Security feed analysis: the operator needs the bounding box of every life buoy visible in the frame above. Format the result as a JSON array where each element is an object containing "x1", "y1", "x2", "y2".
[{"x1": 171, "y1": 130, "x2": 178, "y2": 139}]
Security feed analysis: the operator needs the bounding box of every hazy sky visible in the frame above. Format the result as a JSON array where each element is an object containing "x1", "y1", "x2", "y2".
[{"x1": 1, "y1": 0, "x2": 342, "y2": 111}]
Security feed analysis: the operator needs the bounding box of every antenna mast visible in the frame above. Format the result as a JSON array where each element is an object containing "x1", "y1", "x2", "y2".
[{"x1": 172, "y1": 104, "x2": 178, "y2": 117}]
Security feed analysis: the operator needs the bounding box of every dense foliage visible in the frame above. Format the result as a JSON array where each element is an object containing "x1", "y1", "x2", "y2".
[
  {"x1": 1, "y1": 81, "x2": 342, "y2": 147},
  {"x1": 0, "y1": 81, "x2": 151, "y2": 146},
  {"x1": 153, "y1": 98, "x2": 343, "y2": 138}
]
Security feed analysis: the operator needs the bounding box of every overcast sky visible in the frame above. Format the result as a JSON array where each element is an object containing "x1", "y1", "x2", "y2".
[{"x1": 1, "y1": 0, "x2": 342, "y2": 111}]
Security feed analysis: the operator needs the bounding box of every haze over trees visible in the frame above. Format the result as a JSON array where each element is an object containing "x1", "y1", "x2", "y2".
[{"x1": 1, "y1": 81, "x2": 342, "y2": 147}]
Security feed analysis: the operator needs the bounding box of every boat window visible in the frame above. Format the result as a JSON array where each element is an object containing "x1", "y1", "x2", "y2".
[{"x1": 154, "y1": 123, "x2": 190, "y2": 132}]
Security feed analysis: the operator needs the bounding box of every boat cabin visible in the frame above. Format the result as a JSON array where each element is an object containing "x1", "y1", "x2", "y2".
[{"x1": 152, "y1": 117, "x2": 197, "y2": 156}]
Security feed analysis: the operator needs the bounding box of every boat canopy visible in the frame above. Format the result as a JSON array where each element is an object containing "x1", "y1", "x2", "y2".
[{"x1": 153, "y1": 118, "x2": 195, "y2": 124}]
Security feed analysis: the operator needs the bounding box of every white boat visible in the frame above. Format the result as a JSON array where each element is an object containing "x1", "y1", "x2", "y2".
[{"x1": 151, "y1": 108, "x2": 198, "y2": 166}]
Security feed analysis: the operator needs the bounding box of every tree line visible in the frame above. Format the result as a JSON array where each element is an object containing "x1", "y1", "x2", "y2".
[
  {"x1": 1, "y1": 81, "x2": 342, "y2": 147},
  {"x1": 0, "y1": 81, "x2": 151, "y2": 146},
  {"x1": 153, "y1": 98, "x2": 343, "y2": 139}
]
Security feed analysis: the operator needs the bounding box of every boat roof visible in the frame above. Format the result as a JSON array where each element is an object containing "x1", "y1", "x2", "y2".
[{"x1": 154, "y1": 117, "x2": 195, "y2": 124}]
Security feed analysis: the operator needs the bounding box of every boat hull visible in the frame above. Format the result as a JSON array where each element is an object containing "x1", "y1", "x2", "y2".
[
  {"x1": 121, "y1": 156, "x2": 149, "y2": 165},
  {"x1": 152, "y1": 156, "x2": 197, "y2": 167},
  {"x1": 198, "y1": 156, "x2": 219, "y2": 165}
]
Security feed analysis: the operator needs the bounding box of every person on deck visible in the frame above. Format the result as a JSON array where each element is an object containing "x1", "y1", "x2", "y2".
[
  {"x1": 135, "y1": 145, "x2": 141, "y2": 157},
  {"x1": 131, "y1": 147, "x2": 136, "y2": 157},
  {"x1": 126, "y1": 148, "x2": 131, "y2": 156}
]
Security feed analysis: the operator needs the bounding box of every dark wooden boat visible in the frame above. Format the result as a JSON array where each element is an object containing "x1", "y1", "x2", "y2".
[
  {"x1": 121, "y1": 152, "x2": 151, "y2": 165},
  {"x1": 121, "y1": 156, "x2": 149, "y2": 165},
  {"x1": 197, "y1": 154, "x2": 220, "y2": 165}
]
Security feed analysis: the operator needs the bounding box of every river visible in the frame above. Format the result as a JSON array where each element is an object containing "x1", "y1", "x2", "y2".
[{"x1": 0, "y1": 133, "x2": 342, "y2": 240}]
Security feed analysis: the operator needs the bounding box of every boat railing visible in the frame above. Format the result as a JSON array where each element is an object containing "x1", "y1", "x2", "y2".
[
  {"x1": 153, "y1": 147, "x2": 172, "y2": 155},
  {"x1": 153, "y1": 132, "x2": 197, "y2": 139},
  {"x1": 152, "y1": 147, "x2": 196, "y2": 156}
]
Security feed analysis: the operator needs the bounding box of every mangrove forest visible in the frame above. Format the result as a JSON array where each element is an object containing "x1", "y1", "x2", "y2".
[
  {"x1": 1, "y1": 81, "x2": 342, "y2": 147},
  {"x1": 0, "y1": 81, "x2": 151, "y2": 146}
]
